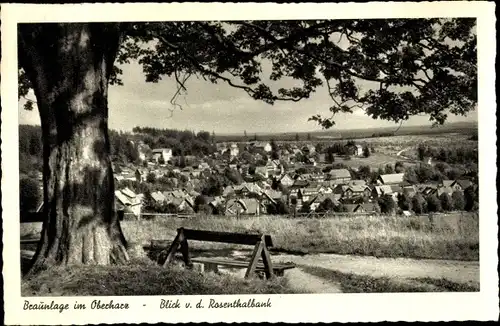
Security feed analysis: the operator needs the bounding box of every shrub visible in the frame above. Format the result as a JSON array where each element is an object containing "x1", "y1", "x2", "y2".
[
  {"x1": 146, "y1": 172, "x2": 157, "y2": 183},
  {"x1": 362, "y1": 145, "x2": 370, "y2": 158},
  {"x1": 394, "y1": 161, "x2": 405, "y2": 173},
  {"x1": 412, "y1": 193, "x2": 427, "y2": 214},
  {"x1": 452, "y1": 191, "x2": 465, "y2": 211},
  {"x1": 397, "y1": 193, "x2": 412, "y2": 211},
  {"x1": 426, "y1": 194, "x2": 442, "y2": 213},
  {"x1": 439, "y1": 193, "x2": 453, "y2": 212},
  {"x1": 378, "y1": 194, "x2": 395, "y2": 215}
]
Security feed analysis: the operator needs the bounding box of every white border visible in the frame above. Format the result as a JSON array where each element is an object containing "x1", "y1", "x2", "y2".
[{"x1": 1, "y1": 2, "x2": 498, "y2": 324}]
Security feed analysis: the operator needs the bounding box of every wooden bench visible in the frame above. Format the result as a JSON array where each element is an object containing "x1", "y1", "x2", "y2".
[{"x1": 157, "y1": 228, "x2": 295, "y2": 279}]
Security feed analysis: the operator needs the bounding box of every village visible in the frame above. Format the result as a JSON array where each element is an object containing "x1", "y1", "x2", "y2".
[{"x1": 110, "y1": 138, "x2": 478, "y2": 220}]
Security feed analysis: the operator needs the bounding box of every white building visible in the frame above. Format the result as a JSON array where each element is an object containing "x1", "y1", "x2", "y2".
[
  {"x1": 152, "y1": 148, "x2": 172, "y2": 163},
  {"x1": 229, "y1": 143, "x2": 239, "y2": 158}
]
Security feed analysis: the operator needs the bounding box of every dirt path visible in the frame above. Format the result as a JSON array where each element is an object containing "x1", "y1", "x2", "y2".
[
  {"x1": 285, "y1": 266, "x2": 343, "y2": 293},
  {"x1": 195, "y1": 250, "x2": 479, "y2": 293},
  {"x1": 274, "y1": 253, "x2": 479, "y2": 291}
]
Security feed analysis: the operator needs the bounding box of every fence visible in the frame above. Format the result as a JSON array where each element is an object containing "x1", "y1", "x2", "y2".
[
  {"x1": 23, "y1": 210, "x2": 478, "y2": 223},
  {"x1": 122, "y1": 210, "x2": 376, "y2": 220}
]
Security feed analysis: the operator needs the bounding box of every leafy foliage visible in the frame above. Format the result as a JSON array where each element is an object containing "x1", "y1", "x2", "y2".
[
  {"x1": 20, "y1": 177, "x2": 41, "y2": 213},
  {"x1": 20, "y1": 19, "x2": 476, "y2": 128}
]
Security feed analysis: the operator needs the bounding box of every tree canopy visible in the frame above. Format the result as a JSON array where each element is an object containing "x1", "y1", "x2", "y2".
[{"x1": 20, "y1": 19, "x2": 477, "y2": 128}]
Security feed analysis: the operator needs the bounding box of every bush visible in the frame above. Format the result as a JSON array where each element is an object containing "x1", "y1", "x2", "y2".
[
  {"x1": 316, "y1": 198, "x2": 336, "y2": 213},
  {"x1": 362, "y1": 145, "x2": 370, "y2": 158},
  {"x1": 426, "y1": 195, "x2": 442, "y2": 213},
  {"x1": 452, "y1": 191, "x2": 465, "y2": 211},
  {"x1": 378, "y1": 194, "x2": 395, "y2": 215},
  {"x1": 20, "y1": 177, "x2": 40, "y2": 212},
  {"x1": 412, "y1": 193, "x2": 427, "y2": 214},
  {"x1": 439, "y1": 193, "x2": 453, "y2": 212},
  {"x1": 464, "y1": 187, "x2": 477, "y2": 211},
  {"x1": 397, "y1": 193, "x2": 412, "y2": 211},
  {"x1": 394, "y1": 161, "x2": 405, "y2": 173},
  {"x1": 146, "y1": 172, "x2": 157, "y2": 183}
]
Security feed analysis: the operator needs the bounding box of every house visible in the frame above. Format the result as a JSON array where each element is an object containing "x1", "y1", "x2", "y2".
[
  {"x1": 328, "y1": 169, "x2": 352, "y2": 183},
  {"x1": 266, "y1": 160, "x2": 282, "y2": 176},
  {"x1": 302, "y1": 145, "x2": 316, "y2": 155},
  {"x1": 334, "y1": 185, "x2": 370, "y2": 199},
  {"x1": 120, "y1": 171, "x2": 137, "y2": 182},
  {"x1": 151, "y1": 191, "x2": 167, "y2": 203},
  {"x1": 306, "y1": 157, "x2": 317, "y2": 166},
  {"x1": 310, "y1": 174, "x2": 325, "y2": 182},
  {"x1": 279, "y1": 174, "x2": 295, "y2": 187},
  {"x1": 298, "y1": 187, "x2": 319, "y2": 203},
  {"x1": 353, "y1": 203, "x2": 379, "y2": 214},
  {"x1": 377, "y1": 173, "x2": 405, "y2": 185},
  {"x1": 234, "y1": 182, "x2": 262, "y2": 197},
  {"x1": 436, "y1": 186, "x2": 455, "y2": 197},
  {"x1": 152, "y1": 148, "x2": 173, "y2": 163},
  {"x1": 229, "y1": 143, "x2": 239, "y2": 158},
  {"x1": 402, "y1": 185, "x2": 417, "y2": 198},
  {"x1": 225, "y1": 198, "x2": 242, "y2": 215},
  {"x1": 238, "y1": 198, "x2": 260, "y2": 215},
  {"x1": 389, "y1": 185, "x2": 403, "y2": 195},
  {"x1": 114, "y1": 175, "x2": 125, "y2": 182},
  {"x1": 260, "y1": 190, "x2": 283, "y2": 212},
  {"x1": 167, "y1": 197, "x2": 194, "y2": 213},
  {"x1": 345, "y1": 144, "x2": 363, "y2": 156},
  {"x1": 208, "y1": 196, "x2": 225, "y2": 212},
  {"x1": 309, "y1": 194, "x2": 340, "y2": 211},
  {"x1": 419, "y1": 184, "x2": 438, "y2": 196},
  {"x1": 292, "y1": 179, "x2": 309, "y2": 189},
  {"x1": 135, "y1": 168, "x2": 148, "y2": 183},
  {"x1": 371, "y1": 185, "x2": 394, "y2": 199},
  {"x1": 441, "y1": 180, "x2": 455, "y2": 188},
  {"x1": 252, "y1": 141, "x2": 272, "y2": 152},
  {"x1": 263, "y1": 189, "x2": 283, "y2": 202},
  {"x1": 317, "y1": 153, "x2": 326, "y2": 163},
  {"x1": 349, "y1": 179, "x2": 367, "y2": 187},
  {"x1": 453, "y1": 179, "x2": 473, "y2": 191},
  {"x1": 343, "y1": 204, "x2": 359, "y2": 213},
  {"x1": 114, "y1": 188, "x2": 142, "y2": 218}
]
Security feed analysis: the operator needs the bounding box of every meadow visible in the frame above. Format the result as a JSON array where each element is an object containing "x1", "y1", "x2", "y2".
[
  {"x1": 20, "y1": 212, "x2": 479, "y2": 262},
  {"x1": 118, "y1": 212, "x2": 479, "y2": 262},
  {"x1": 21, "y1": 212, "x2": 479, "y2": 296}
]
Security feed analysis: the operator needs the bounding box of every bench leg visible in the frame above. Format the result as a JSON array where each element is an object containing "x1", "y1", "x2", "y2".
[{"x1": 275, "y1": 270, "x2": 284, "y2": 277}]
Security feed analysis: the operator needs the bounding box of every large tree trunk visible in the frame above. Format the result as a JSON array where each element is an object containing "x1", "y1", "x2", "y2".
[{"x1": 19, "y1": 23, "x2": 128, "y2": 272}]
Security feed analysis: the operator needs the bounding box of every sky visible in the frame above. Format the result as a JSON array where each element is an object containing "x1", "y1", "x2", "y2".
[{"x1": 18, "y1": 39, "x2": 478, "y2": 135}]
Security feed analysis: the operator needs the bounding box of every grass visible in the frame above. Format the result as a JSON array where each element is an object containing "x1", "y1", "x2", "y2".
[
  {"x1": 334, "y1": 152, "x2": 412, "y2": 169},
  {"x1": 299, "y1": 265, "x2": 479, "y2": 293},
  {"x1": 21, "y1": 258, "x2": 297, "y2": 296},
  {"x1": 120, "y1": 212, "x2": 479, "y2": 261}
]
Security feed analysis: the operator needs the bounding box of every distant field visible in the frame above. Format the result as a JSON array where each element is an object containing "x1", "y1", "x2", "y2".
[
  {"x1": 333, "y1": 152, "x2": 414, "y2": 169},
  {"x1": 215, "y1": 122, "x2": 478, "y2": 143}
]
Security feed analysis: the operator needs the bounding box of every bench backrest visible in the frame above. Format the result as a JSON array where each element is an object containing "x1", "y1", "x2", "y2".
[{"x1": 181, "y1": 228, "x2": 274, "y2": 247}]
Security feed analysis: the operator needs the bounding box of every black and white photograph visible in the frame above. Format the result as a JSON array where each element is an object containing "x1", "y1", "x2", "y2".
[{"x1": 2, "y1": 2, "x2": 498, "y2": 324}]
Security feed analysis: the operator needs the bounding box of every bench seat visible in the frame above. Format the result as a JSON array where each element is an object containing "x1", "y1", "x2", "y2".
[{"x1": 191, "y1": 257, "x2": 295, "y2": 276}]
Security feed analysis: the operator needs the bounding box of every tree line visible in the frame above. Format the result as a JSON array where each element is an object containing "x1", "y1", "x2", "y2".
[
  {"x1": 417, "y1": 144, "x2": 478, "y2": 165},
  {"x1": 133, "y1": 126, "x2": 216, "y2": 157}
]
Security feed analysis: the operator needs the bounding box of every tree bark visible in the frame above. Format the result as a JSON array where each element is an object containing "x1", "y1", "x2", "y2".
[{"x1": 19, "y1": 23, "x2": 128, "y2": 272}]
